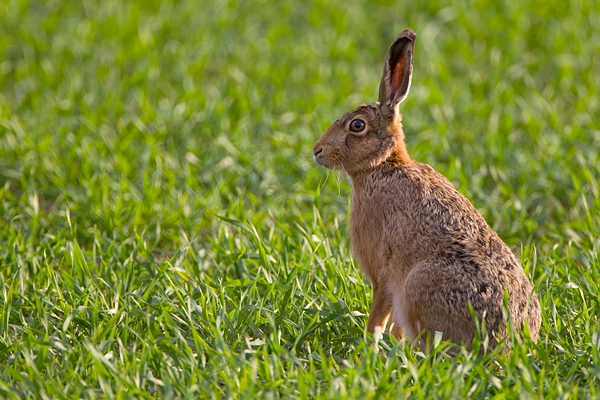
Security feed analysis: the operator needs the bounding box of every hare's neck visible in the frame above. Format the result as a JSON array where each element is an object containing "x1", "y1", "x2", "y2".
[
  {"x1": 383, "y1": 119, "x2": 412, "y2": 166},
  {"x1": 384, "y1": 146, "x2": 411, "y2": 166},
  {"x1": 348, "y1": 146, "x2": 412, "y2": 183}
]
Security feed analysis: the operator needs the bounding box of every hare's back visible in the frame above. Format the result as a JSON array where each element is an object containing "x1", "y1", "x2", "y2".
[
  {"x1": 386, "y1": 163, "x2": 527, "y2": 277},
  {"x1": 390, "y1": 162, "x2": 491, "y2": 239},
  {"x1": 392, "y1": 163, "x2": 539, "y2": 338}
]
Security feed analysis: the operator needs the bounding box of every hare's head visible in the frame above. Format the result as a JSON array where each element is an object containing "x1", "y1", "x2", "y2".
[{"x1": 313, "y1": 29, "x2": 416, "y2": 175}]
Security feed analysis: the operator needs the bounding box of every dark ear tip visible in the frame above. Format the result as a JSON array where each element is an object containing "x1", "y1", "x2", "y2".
[{"x1": 397, "y1": 29, "x2": 417, "y2": 42}]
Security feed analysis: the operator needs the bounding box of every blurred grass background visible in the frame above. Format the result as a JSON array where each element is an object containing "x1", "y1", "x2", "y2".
[{"x1": 1, "y1": 0, "x2": 599, "y2": 398}]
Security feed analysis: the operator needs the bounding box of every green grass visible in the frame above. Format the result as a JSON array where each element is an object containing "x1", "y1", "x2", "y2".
[{"x1": 1, "y1": 0, "x2": 599, "y2": 398}]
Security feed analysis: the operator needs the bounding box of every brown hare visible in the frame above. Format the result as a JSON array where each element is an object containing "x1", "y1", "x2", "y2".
[{"x1": 312, "y1": 29, "x2": 541, "y2": 351}]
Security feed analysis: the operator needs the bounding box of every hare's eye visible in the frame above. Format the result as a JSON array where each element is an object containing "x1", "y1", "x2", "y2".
[{"x1": 349, "y1": 119, "x2": 366, "y2": 133}]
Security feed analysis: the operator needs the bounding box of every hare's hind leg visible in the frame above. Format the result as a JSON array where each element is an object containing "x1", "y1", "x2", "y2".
[{"x1": 402, "y1": 260, "x2": 501, "y2": 349}]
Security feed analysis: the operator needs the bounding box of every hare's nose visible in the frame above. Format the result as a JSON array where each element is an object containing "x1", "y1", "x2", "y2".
[{"x1": 313, "y1": 146, "x2": 324, "y2": 165}]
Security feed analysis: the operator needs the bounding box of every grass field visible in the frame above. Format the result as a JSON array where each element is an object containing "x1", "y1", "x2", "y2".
[{"x1": 1, "y1": 0, "x2": 600, "y2": 398}]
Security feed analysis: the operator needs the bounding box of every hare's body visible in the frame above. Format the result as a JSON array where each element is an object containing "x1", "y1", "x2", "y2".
[
  {"x1": 351, "y1": 161, "x2": 540, "y2": 346},
  {"x1": 313, "y1": 29, "x2": 541, "y2": 349}
]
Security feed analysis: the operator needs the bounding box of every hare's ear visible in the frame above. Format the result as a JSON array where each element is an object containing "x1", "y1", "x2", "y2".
[{"x1": 378, "y1": 29, "x2": 416, "y2": 117}]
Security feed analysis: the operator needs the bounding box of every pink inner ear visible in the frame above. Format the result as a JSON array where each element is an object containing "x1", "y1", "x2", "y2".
[{"x1": 391, "y1": 57, "x2": 406, "y2": 99}]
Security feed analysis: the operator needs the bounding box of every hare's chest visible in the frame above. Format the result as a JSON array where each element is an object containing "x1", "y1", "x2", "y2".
[
  {"x1": 349, "y1": 182, "x2": 415, "y2": 280},
  {"x1": 349, "y1": 199, "x2": 387, "y2": 281}
]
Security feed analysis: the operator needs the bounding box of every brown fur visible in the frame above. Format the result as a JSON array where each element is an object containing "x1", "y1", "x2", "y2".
[{"x1": 312, "y1": 29, "x2": 541, "y2": 351}]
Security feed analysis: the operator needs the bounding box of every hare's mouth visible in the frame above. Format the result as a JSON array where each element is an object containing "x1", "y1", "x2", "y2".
[
  {"x1": 313, "y1": 149, "x2": 335, "y2": 169},
  {"x1": 313, "y1": 146, "x2": 341, "y2": 170},
  {"x1": 314, "y1": 155, "x2": 330, "y2": 169}
]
